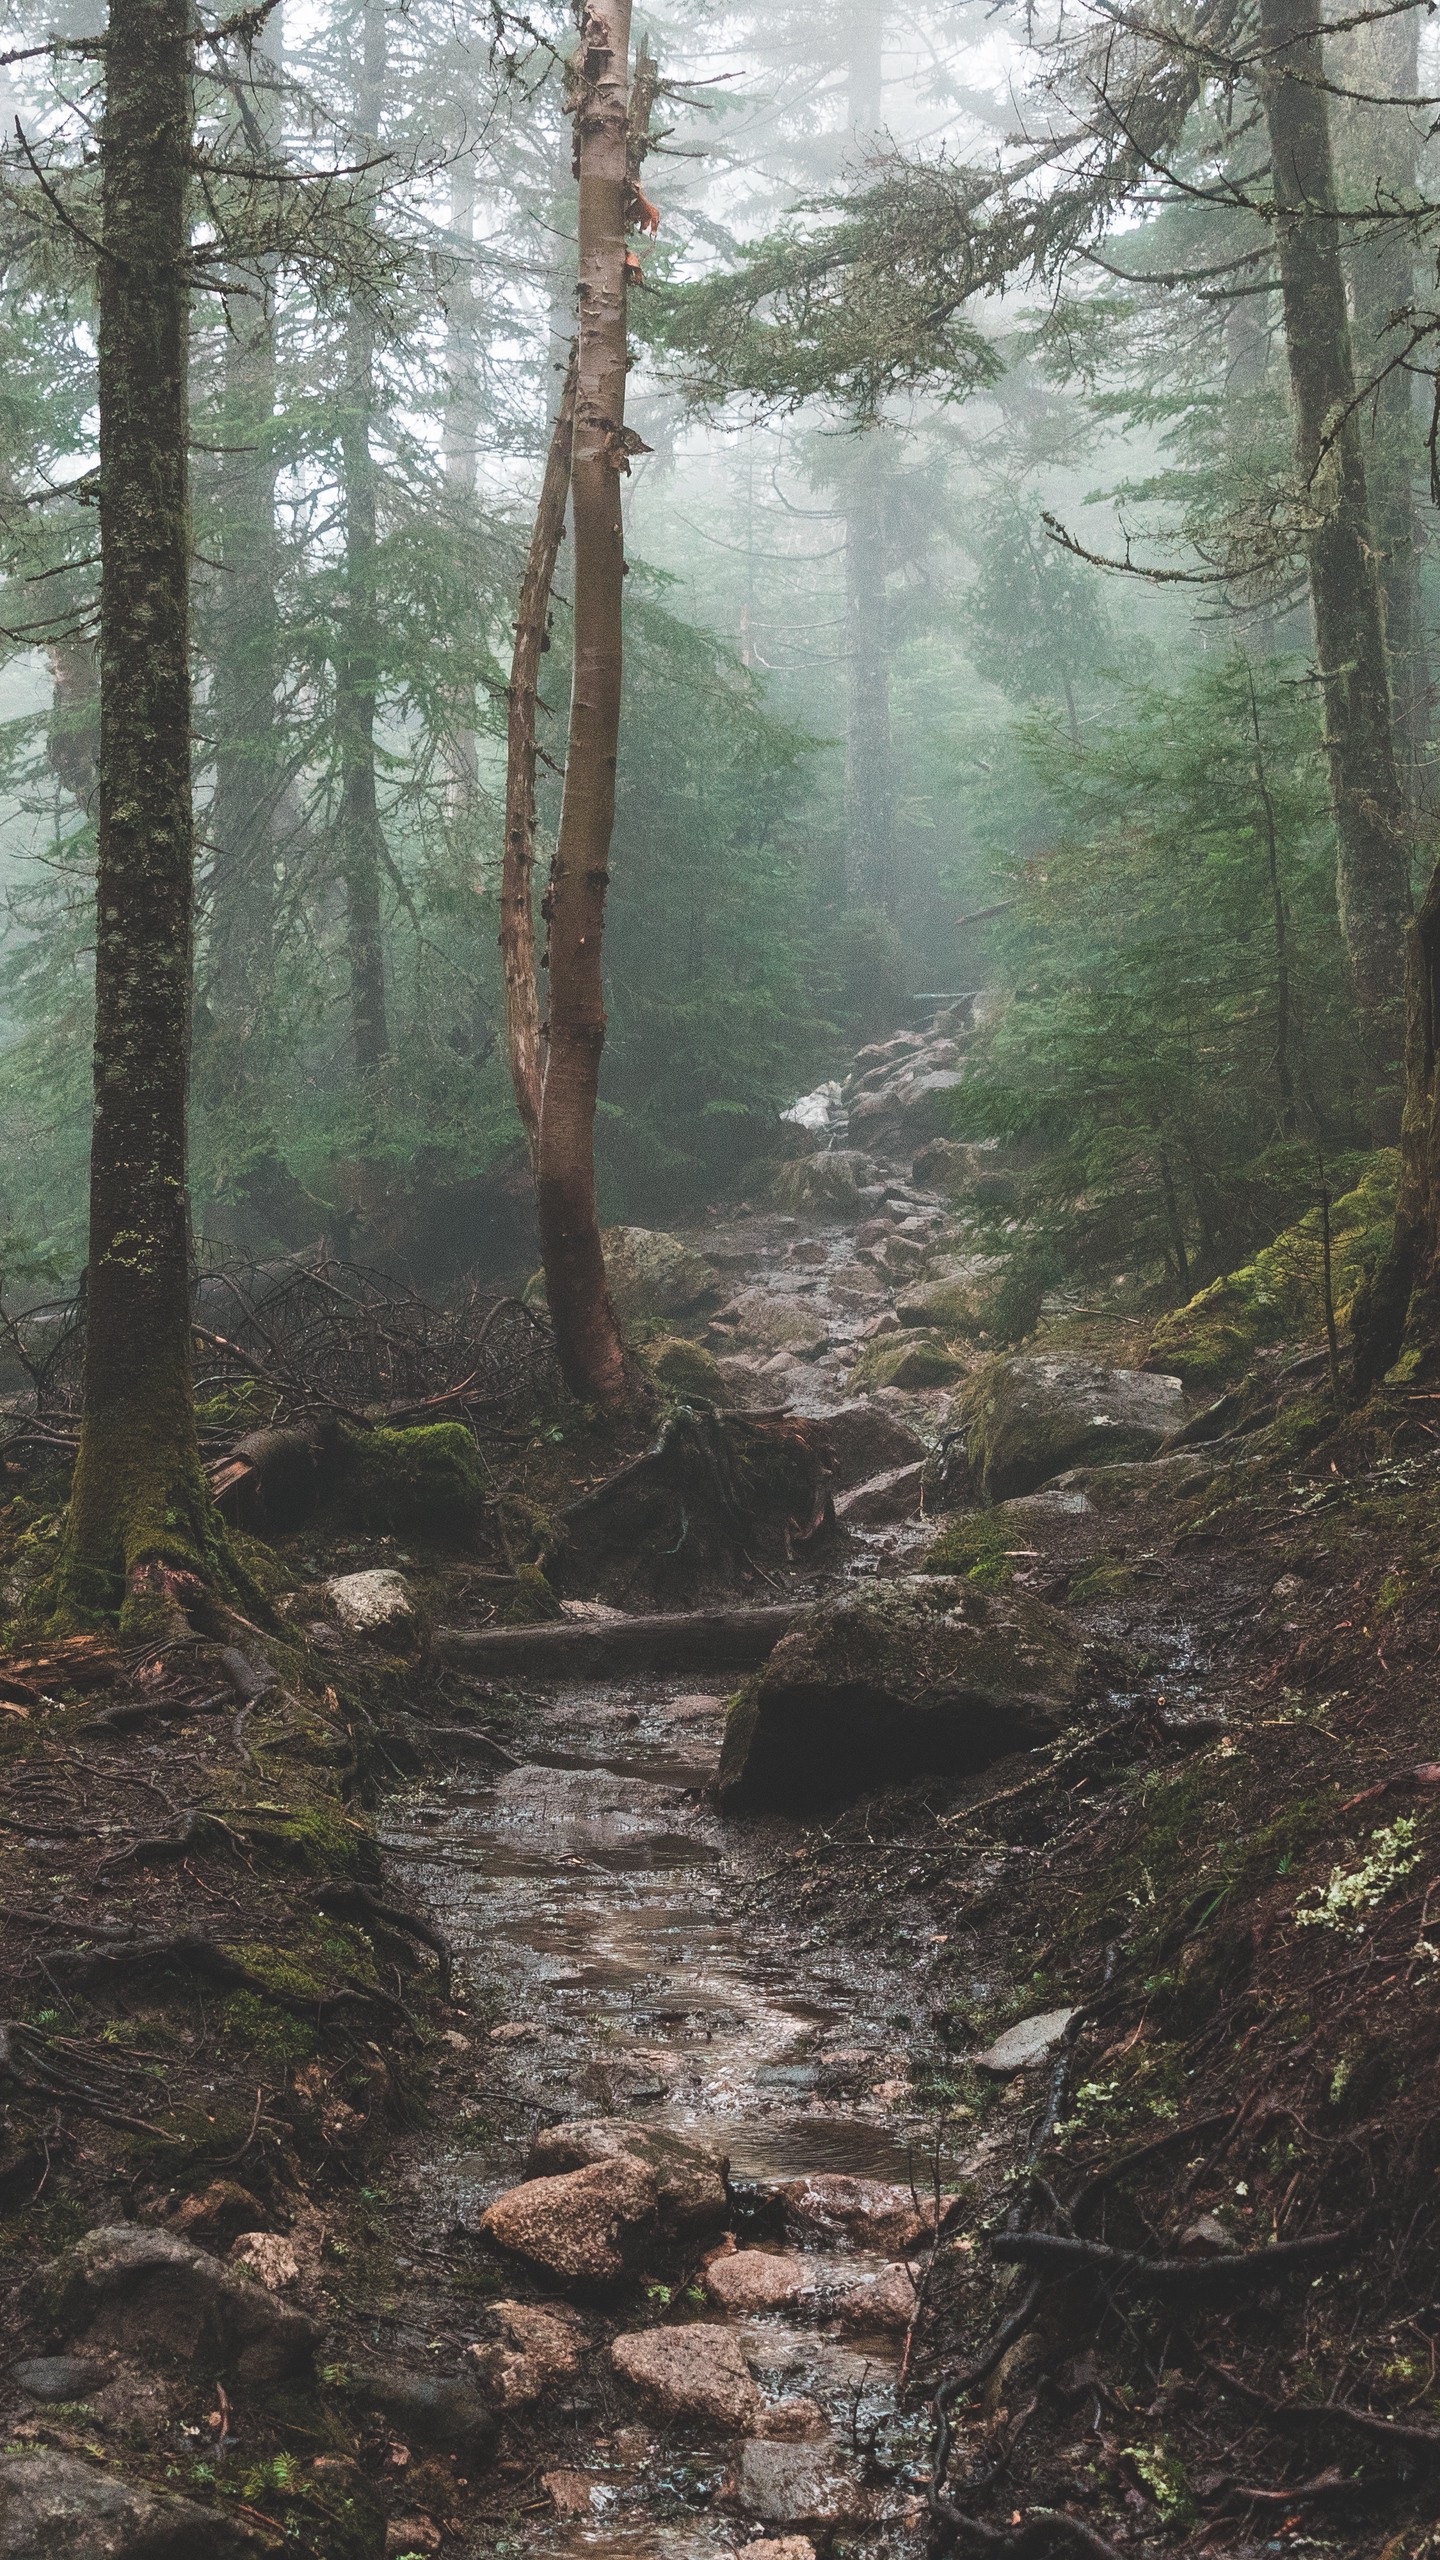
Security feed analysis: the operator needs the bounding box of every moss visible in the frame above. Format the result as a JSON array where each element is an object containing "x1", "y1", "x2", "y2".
[
  {"x1": 242, "y1": 1802, "x2": 379, "y2": 1882},
  {"x1": 1147, "y1": 1151, "x2": 1398, "y2": 1388},
  {"x1": 921, "y1": 1511, "x2": 1014, "y2": 1589},
  {"x1": 646, "y1": 1335, "x2": 729, "y2": 1401},
  {"x1": 334, "y1": 1421, "x2": 484, "y2": 1542},
  {"x1": 1068, "y1": 1557, "x2": 1135, "y2": 1602},
  {"x1": 851, "y1": 1331, "x2": 968, "y2": 1391},
  {"x1": 219, "y1": 1987, "x2": 319, "y2": 2068}
]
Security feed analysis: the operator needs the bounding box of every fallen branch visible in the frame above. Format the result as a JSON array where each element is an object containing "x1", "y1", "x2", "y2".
[
  {"x1": 434, "y1": 1602, "x2": 805, "y2": 1679},
  {"x1": 83, "y1": 1688, "x2": 230, "y2": 1735},
  {"x1": 1202, "y1": 2356, "x2": 1440, "y2": 2455},
  {"x1": 990, "y1": 2217, "x2": 1365, "y2": 2294}
]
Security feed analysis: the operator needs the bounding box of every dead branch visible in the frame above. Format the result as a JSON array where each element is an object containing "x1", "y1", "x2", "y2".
[{"x1": 989, "y1": 2217, "x2": 1365, "y2": 2293}]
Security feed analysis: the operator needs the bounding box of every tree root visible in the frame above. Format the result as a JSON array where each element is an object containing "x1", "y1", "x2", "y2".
[
  {"x1": 94, "y1": 1809, "x2": 249, "y2": 1876},
  {"x1": 83, "y1": 1689, "x2": 230, "y2": 1735},
  {"x1": 0, "y1": 2018, "x2": 174, "y2": 2137},
  {"x1": 44, "y1": 1929, "x2": 407, "y2": 2020},
  {"x1": 1203, "y1": 2355, "x2": 1440, "y2": 2456},
  {"x1": 990, "y1": 2217, "x2": 1365, "y2": 2293},
  {"x1": 932, "y1": 2495, "x2": 1127, "y2": 2560},
  {"x1": 311, "y1": 1881, "x2": 453, "y2": 2000}
]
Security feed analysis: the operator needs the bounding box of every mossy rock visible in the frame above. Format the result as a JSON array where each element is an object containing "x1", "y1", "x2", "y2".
[
  {"x1": 335, "y1": 1421, "x2": 484, "y2": 1541},
  {"x1": 645, "y1": 1336, "x2": 731, "y2": 1403},
  {"x1": 921, "y1": 1511, "x2": 1015, "y2": 1589},
  {"x1": 896, "y1": 1263, "x2": 1006, "y2": 1336},
  {"x1": 956, "y1": 1355, "x2": 1186, "y2": 1501},
  {"x1": 1146, "y1": 1150, "x2": 1398, "y2": 1389},
  {"x1": 850, "y1": 1331, "x2": 968, "y2": 1391}
]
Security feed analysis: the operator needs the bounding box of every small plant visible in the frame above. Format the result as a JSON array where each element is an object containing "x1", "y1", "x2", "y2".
[{"x1": 1294, "y1": 1818, "x2": 1422, "y2": 1934}]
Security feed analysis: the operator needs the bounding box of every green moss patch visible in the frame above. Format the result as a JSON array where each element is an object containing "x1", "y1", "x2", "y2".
[{"x1": 1147, "y1": 1151, "x2": 1397, "y2": 1389}]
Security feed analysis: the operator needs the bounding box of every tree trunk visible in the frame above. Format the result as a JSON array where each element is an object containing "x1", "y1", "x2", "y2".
[
  {"x1": 841, "y1": 0, "x2": 896, "y2": 917},
  {"x1": 442, "y1": 148, "x2": 481, "y2": 820},
  {"x1": 502, "y1": 346, "x2": 577, "y2": 1162},
  {"x1": 335, "y1": 0, "x2": 390, "y2": 1085},
  {"x1": 1333, "y1": 8, "x2": 1429, "y2": 808},
  {"x1": 62, "y1": 0, "x2": 210, "y2": 1627},
  {"x1": 532, "y1": 0, "x2": 634, "y2": 1411},
  {"x1": 1256, "y1": 0, "x2": 1409, "y2": 1126}
]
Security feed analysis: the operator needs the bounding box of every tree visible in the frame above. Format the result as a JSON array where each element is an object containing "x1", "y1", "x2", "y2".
[
  {"x1": 531, "y1": 0, "x2": 641, "y2": 1412},
  {"x1": 61, "y1": 0, "x2": 212, "y2": 1625}
]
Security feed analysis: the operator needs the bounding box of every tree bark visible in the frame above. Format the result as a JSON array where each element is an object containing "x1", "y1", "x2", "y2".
[
  {"x1": 335, "y1": 0, "x2": 390, "y2": 1084},
  {"x1": 442, "y1": 148, "x2": 481, "y2": 820},
  {"x1": 532, "y1": 0, "x2": 635, "y2": 1410},
  {"x1": 502, "y1": 345, "x2": 577, "y2": 1162},
  {"x1": 62, "y1": 0, "x2": 210, "y2": 1626},
  {"x1": 841, "y1": 1, "x2": 896, "y2": 917},
  {"x1": 1256, "y1": 0, "x2": 1410, "y2": 1125}
]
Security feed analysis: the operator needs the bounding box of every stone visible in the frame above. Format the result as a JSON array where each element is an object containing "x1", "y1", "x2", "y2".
[
  {"x1": 7, "y1": 2357, "x2": 108, "y2": 2404},
  {"x1": 912, "y1": 1137, "x2": 983, "y2": 1191},
  {"x1": 753, "y1": 2401, "x2": 828, "y2": 2443},
  {"x1": 717, "y1": 1575, "x2": 1090, "y2": 1814},
  {"x1": 719, "y1": 1290, "x2": 830, "y2": 1359},
  {"x1": 327, "y1": 1567, "x2": 420, "y2": 1645},
  {"x1": 646, "y1": 1336, "x2": 731, "y2": 1402},
  {"x1": 489, "y1": 2020, "x2": 542, "y2": 2045},
  {"x1": 1038, "y1": 1452, "x2": 1216, "y2": 1513},
  {"x1": 611, "y1": 2324, "x2": 759, "y2": 2432},
  {"x1": 0, "y1": 2451, "x2": 270, "y2": 2559},
  {"x1": 896, "y1": 1263, "x2": 1005, "y2": 1337},
  {"x1": 775, "y1": 2175, "x2": 937, "y2": 2254},
  {"x1": 479, "y1": 2155, "x2": 659, "y2": 2291},
  {"x1": 958, "y1": 1358, "x2": 1186, "y2": 1502},
  {"x1": 768, "y1": 1152, "x2": 876, "y2": 1219},
  {"x1": 165, "y1": 2182, "x2": 267, "y2": 2249},
  {"x1": 469, "y1": 2301, "x2": 584, "y2": 2411},
  {"x1": 542, "y1": 2471, "x2": 603, "y2": 2518},
  {"x1": 850, "y1": 1332, "x2": 967, "y2": 1393},
  {"x1": 26, "y1": 2225, "x2": 316, "y2": 2386},
  {"x1": 834, "y1": 2263, "x2": 918, "y2": 2333},
  {"x1": 229, "y1": 2231, "x2": 299, "y2": 2290},
  {"x1": 744, "y1": 2542, "x2": 818, "y2": 2560},
  {"x1": 704, "y1": 2250, "x2": 819, "y2": 2314},
  {"x1": 1178, "y1": 2214, "x2": 1236, "y2": 2257},
  {"x1": 834, "y1": 1462, "x2": 926, "y2": 1526},
  {"x1": 524, "y1": 2119, "x2": 729, "y2": 2243},
  {"x1": 342, "y1": 2366, "x2": 498, "y2": 2458},
  {"x1": 734, "y1": 2438, "x2": 882, "y2": 2528},
  {"x1": 973, "y1": 2006, "x2": 1081, "y2": 2075},
  {"x1": 386, "y1": 2523, "x2": 441, "y2": 2557},
  {"x1": 601, "y1": 1227, "x2": 718, "y2": 1320}
]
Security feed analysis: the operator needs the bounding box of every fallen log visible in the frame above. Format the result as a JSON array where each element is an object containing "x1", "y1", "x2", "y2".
[{"x1": 434, "y1": 1603, "x2": 807, "y2": 1680}]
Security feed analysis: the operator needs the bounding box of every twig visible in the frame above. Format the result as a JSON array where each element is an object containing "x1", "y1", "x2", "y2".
[{"x1": 990, "y1": 2217, "x2": 1365, "y2": 2293}]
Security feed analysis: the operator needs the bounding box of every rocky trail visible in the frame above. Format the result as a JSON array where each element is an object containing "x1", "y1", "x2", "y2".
[{"x1": 4, "y1": 1001, "x2": 1439, "y2": 2560}]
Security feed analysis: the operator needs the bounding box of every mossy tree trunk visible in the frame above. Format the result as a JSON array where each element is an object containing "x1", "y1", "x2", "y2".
[
  {"x1": 1256, "y1": 0, "x2": 1410, "y2": 1131},
  {"x1": 62, "y1": 0, "x2": 211, "y2": 1625},
  {"x1": 532, "y1": 0, "x2": 635, "y2": 1412}
]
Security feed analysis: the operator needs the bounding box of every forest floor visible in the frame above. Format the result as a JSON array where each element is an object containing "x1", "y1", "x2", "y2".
[{"x1": 1, "y1": 1042, "x2": 1439, "y2": 2560}]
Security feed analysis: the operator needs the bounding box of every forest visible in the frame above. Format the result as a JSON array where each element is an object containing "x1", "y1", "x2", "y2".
[{"x1": 3, "y1": 3, "x2": 1440, "y2": 2557}]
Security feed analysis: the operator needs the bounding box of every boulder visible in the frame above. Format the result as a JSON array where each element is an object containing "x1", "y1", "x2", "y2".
[
  {"x1": 959, "y1": 1358, "x2": 1186, "y2": 1501},
  {"x1": 341, "y1": 2365, "x2": 498, "y2": 2458},
  {"x1": 166, "y1": 2181, "x2": 267, "y2": 2249},
  {"x1": 478, "y1": 2156, "x2": 658, "y2": 2292},
  {"x1": 228, "y1": 2232, "x2": 298, "y2": 2290},
  {"x1": 896, "y1": 1263, "x2": 1005, "y2": 1336},
  {"x1": 0, "y1": 2452, "x2": 271, "y2": 2560},
  {"x1": 834, "y1": 1463, "x2": 926, "y2": 1526},
  {"x1": 974, "y1": 2006, "x2": 1081, "y2": 2076},
  {"x1": 834, "y1": 2263, "x2": 918, "y2": 2333},
  {"x1": 775, "y1": 2175, "x2": 936, "y2": 2254},
  {"x1": 717, "y1": 1576, "x2": 1088, "y2": 1813},
  {"x1": 646, "y1": 1336, "x2": 731, "y2": 1402},
  {"x1": 753, "y1": 2403, "x2": 829, "y2": 2444},
  {"x1": 717, "y1": 1291, "x2": 829, "y2": 1359},
  {"x1": 7, "y1": 2358, "x2": 108, "y2": 2404},
  {"x1": 611, "y1": 2324, "x2": 759, "y2": 2432},
  {"x1": 469, "y1": 2302, "x2": 584, "y2": 2411},
  {"x1": 849, "y1": 1333, "x2": 967, "y2": 1393},
  {"x1": 601, "y1": 1227, "x2": 717, "y2": 1321},
  {"x1": 26, "y1": 2225, "x2": 316, "y2": 2386},
  {"x1": 814, "y1": 1400, "x2": 927, "y2": 1489},
  {"x1": 704, "y1": 2250, "x2": 819, "y2": 2315},
  {"x1": 734, "y1": 2439, "x2": 886, "y2": 2529},
  {"x1": 1034, "y1": 1452, "x2": 1216, "y2": 1512},
  {"x1": 327, "y1": 1567, "x2": 420, "y2": 1646},
  {"x1": 768, "y1": 1152, "x2": 876, "y2": 1219},
  {"x1": 524, "y1": 2120, "x2": 728, "y2": 2243}
]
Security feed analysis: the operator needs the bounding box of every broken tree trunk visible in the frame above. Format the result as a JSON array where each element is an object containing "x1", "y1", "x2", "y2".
[
  {"x1": 502, "y1": 345, "x2": 579, "y2": 1160},
  {"x1": 435, "y1": 1604, "x2": 806, "y2": 1679}
]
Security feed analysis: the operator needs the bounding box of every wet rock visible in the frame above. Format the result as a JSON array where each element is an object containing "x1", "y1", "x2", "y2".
[
  {"x1": 817, "y1": 1409, "x2": 929, "y2": 1493},
  {"x1": 754, "y1": 2400, "x2": 829, "y2": 2443},
  {"x1": 850, "y1": 1332, "x2": 967, "y2": 1392},
  {"x1": 704, "y1": 2249, "x2": 819, "y2": 2314},
  {"x1": 959, "y1": 1358, "x2": 1186, "y2": 1501},
  {"x1": 479, "y1": 2155, "x2": 659, "y2": 2291},
  {"x1": 775, "y1": 2175, "x2": 937, "y2": 2254},
  {"x1": 0, "y1": 2449, "x2": 269, "y2": 2558},
  {"x1": 489, "y1": 2020, "x2": 542, "y2": 2045},
  {"x1": 646, "y1": 1336, "x2": 731, "y2": 1402},
  {"x1": 26, "y1": 2224, "x2": 316, "y2": 2386},
  {"x1": 228, "y1": 2231, "x2": 299, "y2": 2290},
  {"x1": 541, "y1": 2470, "x2": 604, "y2": 2519},
  {"x1": 526, "y1": 2119, "x2": 728, "y2": 2243},
  {"x1": 1178, "y1": 2214, "x2": 1236, "y2": 2257},
  {"x1": 834, "y1": 1462, "x2": 926, "y2": 1526},
  {"x1": 734, "y1": 2437, "x2": 884, "y2": 2528},
  {"x1": 718, "y1": 1575, "x2": 1089, "y2": 1814},
  {"x1": 719, "y1": 1290, "x2": 830, "y2": 1359},
  {"x1": 896, "y1": 1263, "x2": 1005, "y2": 1336},
  {"x1": 834, "y1": 2263, "x2": 918, "y2": 2333},
  {"x1": 611, "y1": 2324, "x2": 759, "y2": 2432},
  {"x1": 1040, "y1": 1451, "x2": 1217, "y2": 1512},
  {"x1": 327, "y1": 1566, "x2": 420, "y2": 1645},
  {"x1": 601, "y1": 1226, "x2": 718, "y2": 1320},
  {"x1": 165, "y1": 2181, "x2": 267, "y2": 2249},
  {"x1": 768, "y1": 1152, "x2": 876, "y2": 1218},
  {"x1": 386, "y1": 2521, "x2": 441, "y2": 2556},
  {"x1": 974, "y1": 2006, "x2": 1081, "y2": 2075},
  {"x1": 470, "y1": 2301, "x2": 584, "y2": 2410},
  {"x1": 7, "y1": 2357, "x2": 108, "y2": 2404},
  {"x1": 746, "y1": 2541, "x2": 818, "y2": 2560},
  {"x1": 342, "y1": 2366, "x2": 498, "y2": 2459}
]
